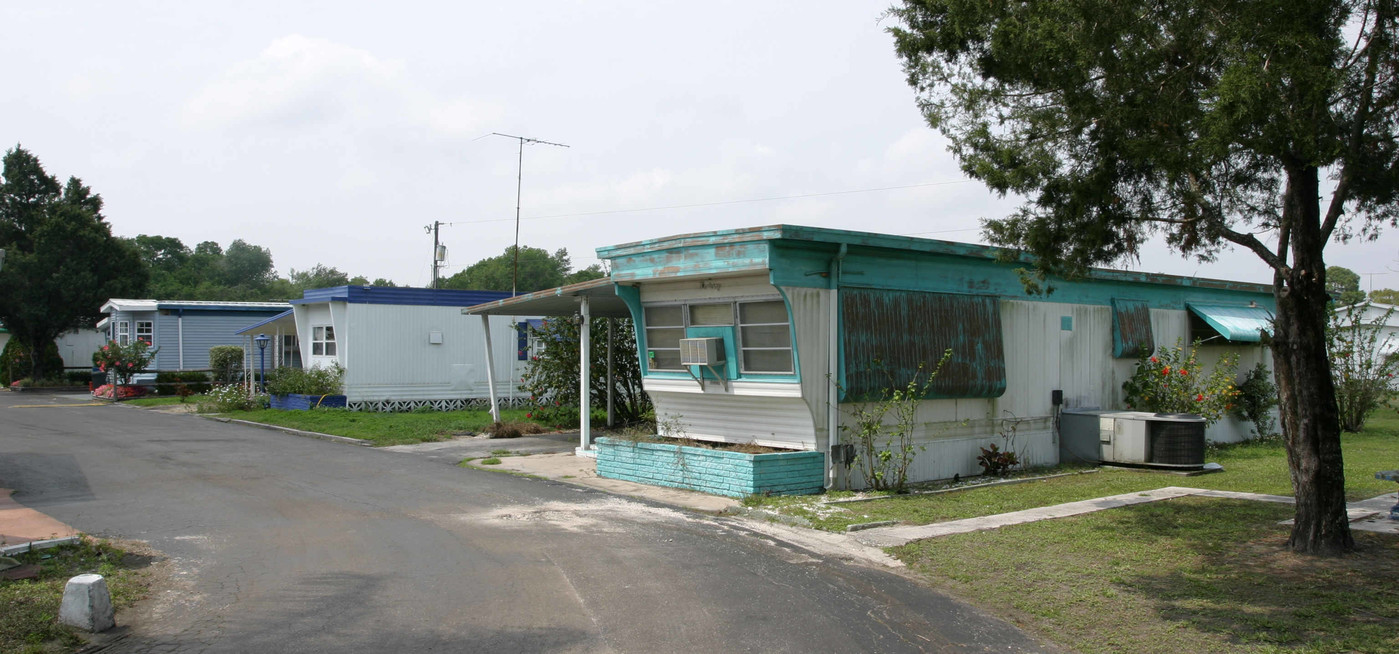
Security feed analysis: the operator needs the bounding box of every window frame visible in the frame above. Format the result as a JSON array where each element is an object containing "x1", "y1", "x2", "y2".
[
  {"x1": 640, "y1": 297, "x2": 795, "y2": 377},
  {"x1": 135, "y1": 321, "x2": 153, "y2": 345},
  {"x1": 116, "y1": 320, "x2": 130, "y2": 346},
  {"x1": 736, "y1": 300, "x2": 794, "y2": 374},
  {"x1": 311, "y1": 325, "x2": 336, "y2": 357}
]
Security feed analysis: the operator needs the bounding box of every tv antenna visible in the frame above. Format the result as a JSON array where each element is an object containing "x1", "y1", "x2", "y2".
[{"x1": 488, "y1": 132, "x2": 570, "y2": 295}]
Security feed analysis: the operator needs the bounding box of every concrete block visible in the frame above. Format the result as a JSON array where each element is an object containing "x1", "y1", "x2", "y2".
[{"x1": 59, "y1": 574, "x2": 115, "y2": 632}]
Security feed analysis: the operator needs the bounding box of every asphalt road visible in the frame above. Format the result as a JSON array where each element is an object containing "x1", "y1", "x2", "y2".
[{"x1": 0, "y1": 392, "x2": 1052, "y2": 653}]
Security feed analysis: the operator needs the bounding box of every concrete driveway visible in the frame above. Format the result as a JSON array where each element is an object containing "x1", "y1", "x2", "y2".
[{"x1": 0, "y1": 392, "x2": 1055, "y2": 653}]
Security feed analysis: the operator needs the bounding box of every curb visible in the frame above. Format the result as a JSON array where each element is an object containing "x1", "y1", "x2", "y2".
[
  {"x1": 1, "y1": 536, "x2": 81, "y2": 557},
  {"x1": 205, "y1": 416, "x2": 372, "y2": 447}
]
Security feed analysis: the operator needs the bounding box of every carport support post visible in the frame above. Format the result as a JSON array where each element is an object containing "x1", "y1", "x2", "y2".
[
  {"x1": 578, "y1": 297, "x2": 591, "y2": 454},
  {"x1": 480, "y1": 314, "x2": 500, "y2": 423}
]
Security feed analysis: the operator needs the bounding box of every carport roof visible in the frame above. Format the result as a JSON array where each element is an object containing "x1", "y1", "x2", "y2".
[{"x1": 460, "y1": 278, "x2": 632, "y2": 318}]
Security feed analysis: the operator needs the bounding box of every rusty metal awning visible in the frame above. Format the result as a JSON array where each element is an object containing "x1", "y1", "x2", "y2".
[{"x1": 460, "y1": 278, "x2": 633, "y2": 318}]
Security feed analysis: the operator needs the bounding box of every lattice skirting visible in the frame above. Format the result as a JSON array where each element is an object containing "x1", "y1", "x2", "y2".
[{"x1": 349, "y1": 397, "x2": 533, "y2": 413}]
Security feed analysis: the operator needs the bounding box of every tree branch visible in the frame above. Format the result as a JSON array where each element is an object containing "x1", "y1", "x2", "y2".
[{"x1": 1323, "y1": 0, "x2": 1391, "y2": 242}]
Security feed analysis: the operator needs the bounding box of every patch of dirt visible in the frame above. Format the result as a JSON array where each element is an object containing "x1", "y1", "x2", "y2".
[{"x1": 484, "y1": 421, "x2": 548, "y2": 439}]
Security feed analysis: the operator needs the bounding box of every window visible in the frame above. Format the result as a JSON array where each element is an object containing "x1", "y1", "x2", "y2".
[
  {"x1": 312, "y1": 325, "x2": 336, "y2": 356},
  {"x1": 640, "y1": 299, "x2": 794, "y2": 375},
  {"x1": 116, "y1": 320, "x2": 130, "y2": 346},
  {"x1": 738, "y1": 301, "x2": 793, "y2": 373},
  {"x1": 135, "y1": 321, "x2": 153, "y2": 345},
  {"x1": 643, "y1": 306, "x2": 684, "y2": 371}
]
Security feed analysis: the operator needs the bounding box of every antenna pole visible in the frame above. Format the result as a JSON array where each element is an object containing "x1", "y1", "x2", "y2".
[{"x1": 490, "y1": 133, "x2": 569, "y2": 296}]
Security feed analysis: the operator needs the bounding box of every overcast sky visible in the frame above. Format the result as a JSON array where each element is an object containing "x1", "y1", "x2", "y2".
[{"x1": 5, "y1": 1, "x2": 1396, "y2": 292}]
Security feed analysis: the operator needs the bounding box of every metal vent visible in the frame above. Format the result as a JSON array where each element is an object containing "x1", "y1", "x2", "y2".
[
  {"x1": 1149, "y1": 420, "x2": 1206, "y2": 466},
  {"x1": 679, "y1": 338, "x2": 724, "y2": 366}
]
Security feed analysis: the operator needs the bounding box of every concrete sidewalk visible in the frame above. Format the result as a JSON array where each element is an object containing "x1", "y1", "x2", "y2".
[{"x1": 1, "y1": 488, "x2": 77, "y2": 549}]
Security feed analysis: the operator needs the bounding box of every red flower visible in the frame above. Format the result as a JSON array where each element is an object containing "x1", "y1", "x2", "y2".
[
  {"x1": 1149, "y1": 356, "x2": 1158, "y2": 363},
  {"x1": 1195, "y1": 393, "x2": 1204, "y2": 402},
  {"x1": 1179, "y1": 369, "x2": 1188, "y2": 376},
  {"x1": 1162, "y1": 367, "x2": 1171, "y2": 375},
  {"x1": 526, "y1": 412, "x2": 533, "y2": 418}
]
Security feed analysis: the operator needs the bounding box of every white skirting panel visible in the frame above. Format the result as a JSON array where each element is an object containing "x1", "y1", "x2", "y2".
[{"x1": 647, "y1": 389, "x2": 817, "y2": 450}]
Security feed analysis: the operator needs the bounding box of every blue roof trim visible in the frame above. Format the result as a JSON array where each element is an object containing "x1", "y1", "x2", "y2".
[
  {"x1": 234, "y1": 310, "x2": 295, "y2": 335},
  {"x1": 1187, "y1": 303, "x2": 1275, "y2": 342},
  {"x1": 156, "y1": 302, "x2": 290, "y2": 312},
  {"x1": 291, "y1": 286, "x2": 514, "y2": 307}
]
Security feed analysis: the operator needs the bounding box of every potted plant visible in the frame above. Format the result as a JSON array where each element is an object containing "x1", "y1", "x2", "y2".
[{"x1": 265, "y1": 363, "x2": 347, "y2": 410}]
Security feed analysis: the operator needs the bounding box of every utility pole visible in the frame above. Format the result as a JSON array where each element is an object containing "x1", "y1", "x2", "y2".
[
  {"x1": 425, "y1": 221, "x2": 446, "y2": 288},
  {"x1": 489, "y1": 133, "x2": 569, "y2": 295}
]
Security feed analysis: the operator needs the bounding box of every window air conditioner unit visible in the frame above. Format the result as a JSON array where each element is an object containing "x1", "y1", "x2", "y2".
[
  {"x1": 679, "y1": 337, "x2": 726, "y2": 390},
  {"x1": 1060, "y1": 411, "x2": 1206, "y2": 469},
  {"x1": 680, "y1": 337, "x2": 724, "y2": 366}
]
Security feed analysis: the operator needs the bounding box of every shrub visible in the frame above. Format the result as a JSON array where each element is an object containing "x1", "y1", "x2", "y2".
[
  {"x1": 154, "y1": 371, "x2": 212, "y2": 396},
  {"x1": 1232, "y1": 362, "x2": 1280, "y2": 440},
  {"x1": 209, "y1": 346, "x2": 243, "y2": 384},
  {"x1": 65, "y1": 370, "x2": 93, "y2": 385},
  {"x1": 265, "y1": 363, "x2": 344, "y2": 396},
  {"x1": 520, "y1": 317, "x2": 651, "y2": 425},
  {"x1": 1328, "y1": 302, "x2": 1398, "y2": 432},
  {"x1": 93, "y1": 340, "x2": 155, "y2": 387},
  {"x1": 840, "y1": 352, "x2": 952, "y2": 493},
  {"x1": 1121, "y1": 340, "x2": 1239, "y2": 425},
  {"x1": 0, "y1": 338, "x2": 64, "y2": 386},
  {"x1": 197, "y1": 383, "x2": 264, "y2": 412}
]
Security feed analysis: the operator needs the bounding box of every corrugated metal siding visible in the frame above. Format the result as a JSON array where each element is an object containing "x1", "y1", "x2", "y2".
[
  {"x1": 646, "y1": 388, "x2": 816, "y2": 449},
  {"x1": 842, "y1": 289, "x2": 1005, "y2": 400},
  {"x1": 1111, "y1": 298, "x2": 1154, "y2": 358},
  {"x1": 325, "y1": 304, "x2": 530, "y2": 402}
]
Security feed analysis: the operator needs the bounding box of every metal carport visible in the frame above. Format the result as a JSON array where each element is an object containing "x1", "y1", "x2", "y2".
[{"x1": 461, "y1": 277, "x2": 634, "y2": 456}]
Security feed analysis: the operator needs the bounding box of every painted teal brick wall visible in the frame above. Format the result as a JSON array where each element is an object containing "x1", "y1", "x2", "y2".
[{"x1": 595, "y1": 437, "x2": 825, "y2": 498}]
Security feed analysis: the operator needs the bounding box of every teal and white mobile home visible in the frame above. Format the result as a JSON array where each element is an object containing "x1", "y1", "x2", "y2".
[
  {"x1": 597, "y1": 225, "x2": 1274, "y2": 486},
  {"x1": 467, "y1": 225, "x2": 1276, "y2": 487}
]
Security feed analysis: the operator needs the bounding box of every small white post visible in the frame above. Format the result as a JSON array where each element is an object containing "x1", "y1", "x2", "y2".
[
  {"x1": 480, "y1": 314, "x2": 500, "y2": 423},
  {"x1": 578, "y1": 297, "x2": 591, "y2": 453},
  {"x1": 606, "y1": 318, "x2": 615, "y2": 428},
  {"x1": 59, "y1": 574, "x2": 115, "y2": 632}
]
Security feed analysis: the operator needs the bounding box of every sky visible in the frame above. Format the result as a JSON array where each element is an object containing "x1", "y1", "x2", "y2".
[{"x1": 4, "y1": 1, "x2": 1396, "y2": 292}]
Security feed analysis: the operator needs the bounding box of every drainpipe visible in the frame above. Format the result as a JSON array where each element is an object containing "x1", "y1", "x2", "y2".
[{"x1": 826, "y1": 244, "x2": 847, "y2": 489}]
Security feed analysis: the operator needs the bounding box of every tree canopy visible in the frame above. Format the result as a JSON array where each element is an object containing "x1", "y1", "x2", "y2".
[
  {"x1": 0, "y1": 146, "x2": 146, "y2": 379},
  {"x1": 889, "y1": 0, "x2": 1397, "y2": 555},
  {"x1": 1370, "y1": 287, "x2": 1399, "y2": 304},
  {"x1": 1326, "y1": 266, "x2": 1367, "y2": 305},
  {"x1": 442, "y1": 245, "x2": 604, "y2": 293}
]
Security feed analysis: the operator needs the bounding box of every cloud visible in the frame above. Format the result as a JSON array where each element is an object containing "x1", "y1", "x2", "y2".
[{"x1": 180, "y1": 35, "x2": 501, "y2": 138}]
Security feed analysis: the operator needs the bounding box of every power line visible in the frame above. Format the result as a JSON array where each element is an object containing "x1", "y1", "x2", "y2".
[{"x1": 446, "y1": 179, "x2": 977, "y2": 225}]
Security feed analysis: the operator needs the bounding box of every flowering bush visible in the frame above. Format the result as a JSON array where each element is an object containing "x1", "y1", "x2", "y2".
[
  {"x1": 92, "y1": 383, "x2": 148, "y2": 399},
  {"x1": 197, "y1": 383, "x2": 266, "y2": 412},
  {"x1": 92, "y1": 340, "x2": 156, "y2": 387},
  {"x1": 1122, "y1": 340, "x2": 1239, "y2": 425}
]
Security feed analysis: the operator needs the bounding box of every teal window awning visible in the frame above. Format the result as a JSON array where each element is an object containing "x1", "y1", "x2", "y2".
[{"x1": 1187, "y1": 303, "x2": 1274, "y2": 343}]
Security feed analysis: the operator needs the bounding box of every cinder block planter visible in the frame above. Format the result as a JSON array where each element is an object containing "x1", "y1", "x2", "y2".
[
  {"x1": 595, "y1": 437, "x2": 825, "y2": 498},
  {"x1": 269, "y1": 393, "x2": 348, "y2": 410}
]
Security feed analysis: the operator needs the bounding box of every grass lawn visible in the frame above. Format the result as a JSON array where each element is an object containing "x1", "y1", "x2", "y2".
[
  {"x1": 226, "y1": 408, "x2": 549, "y2": 446},
  {"x1": 747, "y1": 419, "x2": 1399, "y2": 532},
  {"x1": 896, "y1": 498, "x2": 1399, "y2": 653},
  {"x1": 0, "y1": 539, "x2": 154, "y2": 654}
]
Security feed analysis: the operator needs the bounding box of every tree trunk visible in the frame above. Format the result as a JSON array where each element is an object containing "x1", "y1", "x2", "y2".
[{"x1": 1272, "y1": 166, "x2": 1354, "y2": 555}]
